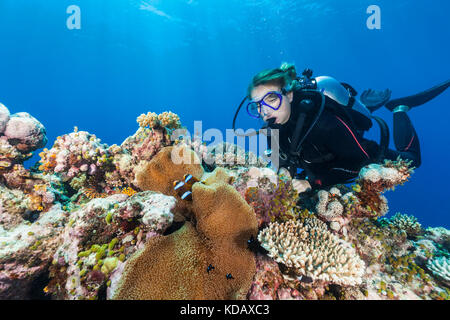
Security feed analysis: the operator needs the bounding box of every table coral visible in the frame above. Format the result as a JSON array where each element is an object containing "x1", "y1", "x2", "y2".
[{"x1": 258, "y1": 217, "x2": 366, "y2": 286}]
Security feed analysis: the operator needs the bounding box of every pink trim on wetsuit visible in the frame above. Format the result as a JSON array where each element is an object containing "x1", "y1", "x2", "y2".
[
  {"x1": 335, "y1": 116, "x2": 370, "y2": 159},
  {"x1": 404, "y1": 134, "x2": 415, "y2": 152}
]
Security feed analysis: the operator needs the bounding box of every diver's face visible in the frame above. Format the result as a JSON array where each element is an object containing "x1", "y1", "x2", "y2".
[{"x1": 251, "y1": 84, "x2": 293, "y2": 125}]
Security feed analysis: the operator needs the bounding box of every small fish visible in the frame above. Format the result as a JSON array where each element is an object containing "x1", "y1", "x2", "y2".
[
  {"x1": 173, "y1": 180, "x2": 185, "y2": 191},
  {"x1": 183, "y1": 174, "x2": 199, "y2": 188},
  {"x1": 247, "y1": 235, "x2": 269, "y2": 254},
  {"x1": 181, "y1": 191, "x2": 192, "y2": 201},
  {"x1": 207, "y1": 264, "x2": 215, "y2": 273},
  {"x1": 298, "y1": 275, "x2": 313, "y2": 284},
  {"x1": 226, "y1": 273, "x2": 234, "y2": 280}
]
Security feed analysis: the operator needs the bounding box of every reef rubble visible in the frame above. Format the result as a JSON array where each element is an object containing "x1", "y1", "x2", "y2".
[{"x1": 0, "y1": 104, "x2": 449, "y2": 300}]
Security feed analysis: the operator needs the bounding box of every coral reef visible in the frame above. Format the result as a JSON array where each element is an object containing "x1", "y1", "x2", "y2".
[
  {"x1": 46, "y1": 191, "x2": 176, "y2": 300},
  {"x1": 1, "y1": 104, "x2": 449, "y2": 301}
]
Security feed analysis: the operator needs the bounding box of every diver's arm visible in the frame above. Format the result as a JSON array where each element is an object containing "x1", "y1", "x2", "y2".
[{"x1": 279, "y1": 167, "x2": 311, "y2": 194}]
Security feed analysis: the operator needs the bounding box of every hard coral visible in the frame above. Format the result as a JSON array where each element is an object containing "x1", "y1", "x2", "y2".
[
  {"x1": 38, "y1": 130, "x2": 113, "y2": 191},
  {"x1": 0, "y1": 103, "x2": 47, "y2": 172},
  {"x1": 381, "y1": 212, "x2": 423, "y2": 237},
  {"x1": 258, "y1": 218, "x2": 366, "y2": 286},
  {"x1": 137, "y1": 111, "x2": 181, "y2": 130},
  {"x1": 349, "y1": 157, "x2": 414, "y2": 217},
  {"x1": 427, "y1": 256, "x2": 450, "y2": 287},
  {"x1": 48, "y1": 192, "x2": 175, "y2": 300},
  {"x1": 0, "y1": 205, "x2": 67, "y2": 299},
  {"x1": 233, "y1": 167, "x2": 298, "y2": 227},
  {"x1": 206, "y1": 142, "x2": 268, "y2": 169}
]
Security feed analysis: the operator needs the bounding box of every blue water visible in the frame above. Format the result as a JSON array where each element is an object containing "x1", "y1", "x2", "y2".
[{"x1": 0, "y1": 0, "x2": 449, "y2": 227}]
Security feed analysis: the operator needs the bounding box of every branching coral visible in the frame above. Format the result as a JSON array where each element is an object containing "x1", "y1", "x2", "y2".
[
  {"x1": 380, "y1": 213, "x2": 423, "y2": 237},
  {"x1": 258, "y1": 218, "x2": 366, "y2": 286},
  {"x1": 3, "y1": 104, "x2": 449, "y2": 301},
  {"x1": 205, "y1": 142, "x2": 268, "y2": 169},
  {"x1": 427, "y1": 256, "x2": 450, "y2": 286}
]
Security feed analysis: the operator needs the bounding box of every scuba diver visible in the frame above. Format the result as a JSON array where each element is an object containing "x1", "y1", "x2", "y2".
[{"x1": 235, "y1": 63, "x2": 450, "y2": 193}]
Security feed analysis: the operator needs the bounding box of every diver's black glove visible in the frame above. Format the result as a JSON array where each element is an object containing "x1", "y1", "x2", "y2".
[{"x1": 360, "y1": 88, "x2": 392, "y2": 112}]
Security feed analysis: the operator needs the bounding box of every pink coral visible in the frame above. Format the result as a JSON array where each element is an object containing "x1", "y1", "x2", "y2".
[{"x1": 233, "y1": 167, "x2": 298, "y2": 227}]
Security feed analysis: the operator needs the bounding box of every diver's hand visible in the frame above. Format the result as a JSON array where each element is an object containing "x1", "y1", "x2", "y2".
[
  {"x1": 360, "y1": 88, "x2": 392, "y2": 109},
  {"x1": 292, "y1": 179, "x2": 311, "y2": 194},
  {"x1": 278, "y1": 167, "x2": 291, "y2": 179}
]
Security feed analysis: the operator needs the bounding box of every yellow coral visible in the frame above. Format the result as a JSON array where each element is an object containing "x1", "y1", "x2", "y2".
[
  {"x1": 158, "y1": 111, "x2": 181, "y2": 129},
  {"x1": 33, "y1": 184, "x2": 47, "y2": 192},
  {"x1": 137, "y1": 112, "x2": 159, "y2": 128},
  {"x1": 136, "y1": 111, "x2": 181, "y2": 130},
  {"x1": 120, "y1": 187, "x2": 137, "y2": 197}
]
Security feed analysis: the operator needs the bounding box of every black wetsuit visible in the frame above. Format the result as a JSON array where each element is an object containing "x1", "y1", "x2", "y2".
[{"x1": 277, "y1": 90, "x2": 421, "y2": 189}]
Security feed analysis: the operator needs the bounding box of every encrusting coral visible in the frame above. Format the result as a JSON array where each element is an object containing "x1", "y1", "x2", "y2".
[{"x1": 46, "y1": 191, "x2": 176, "y2": 300}]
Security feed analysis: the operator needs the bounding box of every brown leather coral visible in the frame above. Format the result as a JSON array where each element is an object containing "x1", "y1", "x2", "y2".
[{"x1": 112, "y1": 168, "x2": 258, "y2": 300}]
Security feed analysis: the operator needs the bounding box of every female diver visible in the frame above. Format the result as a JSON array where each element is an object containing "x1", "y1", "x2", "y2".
[{"x1": 244, "y1": 63, "x2": 450, "y2": 193}]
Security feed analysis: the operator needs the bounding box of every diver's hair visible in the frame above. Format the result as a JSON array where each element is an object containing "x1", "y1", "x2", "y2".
[{"x1": 247, "y1": 62, "x2": 299, "y2": 98}]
